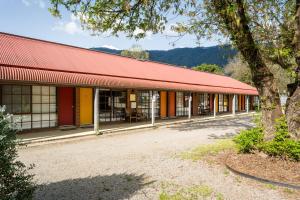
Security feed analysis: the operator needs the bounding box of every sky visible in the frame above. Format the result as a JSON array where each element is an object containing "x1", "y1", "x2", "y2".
[{"x1": 0, "y1": 0, "x2": 219, "y2": 50}]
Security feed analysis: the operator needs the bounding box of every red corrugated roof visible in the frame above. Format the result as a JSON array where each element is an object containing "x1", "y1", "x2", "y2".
[{"x1": 0, "y1": 32, "x2": 258, "y2": 95}]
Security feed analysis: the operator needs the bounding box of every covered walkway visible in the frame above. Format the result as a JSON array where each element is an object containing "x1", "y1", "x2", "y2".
[{"x1": 18, "y1": 112, "x2": 255, "y2": 145}]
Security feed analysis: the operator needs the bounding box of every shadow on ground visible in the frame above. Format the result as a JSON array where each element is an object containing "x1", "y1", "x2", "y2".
[
  {"x1": 169, "y1": 116, "x2": 254, "y2": 133},
  {"x1": 34, "y1": 173, "x2": 154, "y2": 200}
]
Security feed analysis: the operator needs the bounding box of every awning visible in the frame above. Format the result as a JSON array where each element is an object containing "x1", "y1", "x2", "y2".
[{"x1": 0, "y1": 65, "x2": 258, "y2": 95}]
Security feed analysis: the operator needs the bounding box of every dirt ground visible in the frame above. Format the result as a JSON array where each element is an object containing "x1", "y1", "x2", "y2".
[{"x1": 18, "y1": 116, "x2": 298, "y2": 200}]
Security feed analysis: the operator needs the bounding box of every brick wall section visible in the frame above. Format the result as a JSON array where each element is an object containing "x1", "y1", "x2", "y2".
[{"x1": 75, "y1": 87, "x2": 80, "y2": 127}]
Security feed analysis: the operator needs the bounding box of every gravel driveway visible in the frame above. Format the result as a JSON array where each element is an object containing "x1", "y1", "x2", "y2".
[{"x1": 18, "y1": 116, "x2": 289, "y2": 200}]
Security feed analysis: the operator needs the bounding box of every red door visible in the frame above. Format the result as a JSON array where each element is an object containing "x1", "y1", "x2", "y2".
[{"x1": 58, "y1": 87, "x2": 74, "y2": 126}]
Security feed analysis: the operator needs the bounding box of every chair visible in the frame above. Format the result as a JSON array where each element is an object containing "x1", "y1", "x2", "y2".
[
  {"x1": 125, "y1": 108, "x2": 137, "y2": 123},
  {"x1": 136, "y1": 108, "x2": 147, "y2": 121}
]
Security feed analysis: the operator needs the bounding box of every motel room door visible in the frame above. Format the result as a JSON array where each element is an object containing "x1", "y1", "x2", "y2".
[
  {"x1": 160, "y1": 91, "x2": 167, "y2": 118},
  {"x1": 79, "y1": 88, "x2": 93, "y2": 125},
  {"x1": 58, "y1": 87, "x2": 74, "y2": 126},
  {"x1": 168, "y1": 91, "x2": 176, "y2": 118}
]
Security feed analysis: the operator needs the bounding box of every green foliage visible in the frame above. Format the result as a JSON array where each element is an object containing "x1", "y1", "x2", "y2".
[
  {"x1": 233, "y1": 127, "x2": 264, "y2": 153},
  {"x1": 260, "y1": 116, "x2": 300, "y2": 161},
  {"x1": 0, "y1": 106, "x2": 36, "y2": 200},
  {"x1": 159, "y1": 184, "x2": 213, "y2": 200},
  {"x1": 234, "y1": 115, "x2": 300, "y2": 161},
  {"x1": 192, "y1": 63, "x2": 224, "y2": 75},
  {"x1": 120, "y1": 45, "x2": 149, "y2": 60}
]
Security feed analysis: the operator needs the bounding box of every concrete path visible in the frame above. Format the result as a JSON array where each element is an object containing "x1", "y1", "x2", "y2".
[{"x1": 18, "y1": 116, "x2": 289, "y2": 200}]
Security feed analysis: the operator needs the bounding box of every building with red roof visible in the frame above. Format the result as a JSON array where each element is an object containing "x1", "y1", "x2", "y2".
[{"x1": 0, "y1": 32, "x2": 258, "y2": 131}]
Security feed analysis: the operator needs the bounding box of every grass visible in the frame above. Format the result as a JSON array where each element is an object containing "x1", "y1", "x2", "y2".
[
  {"x1": 180, "y1": 139, "x2": 236, "y2": 161},
  {"x1": 159, "y1": 182, "x2": 225, "y2": 200},
  {"x1": 159, "y1": 184, "x2": 213, "y2": 200},
  {"x1": 264, "y1": 184, "x2": 277, "y2": 190}
]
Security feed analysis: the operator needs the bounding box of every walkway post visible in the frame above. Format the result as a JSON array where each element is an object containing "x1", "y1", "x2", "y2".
[
  {"x1": 232, "y1": 94, "x2": 236, "y2": 116},
  {"x1": 188, "y1": 93, "x2": 192, "y2": 120},
  {"x1": 94, "y1": 88, "x2": 99, "y2": 133},
  {"x1": 151, "y1": 94, "x2": 156, "y2": 126},
  {"x1": 214, "y1": 94, "x2": 217, "y2": 118},
  {"x1": 246, "y1": 95, "x2": 249, "y2": 113}
]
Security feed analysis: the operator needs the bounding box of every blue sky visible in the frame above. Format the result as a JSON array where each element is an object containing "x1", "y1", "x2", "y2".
[{"x1": 0, "y1": 0, "x2": 219, "y2": 50}]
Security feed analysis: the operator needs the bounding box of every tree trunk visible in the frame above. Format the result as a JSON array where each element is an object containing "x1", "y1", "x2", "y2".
[
  {"x1": 286, "y1": 0, "x2": 300, "y2": 140},
  {"x1": 211, "y1": 0, "x2": 283, "y2": 140},
  {"x1": 286, "y1": 85, "x2": 300, "y2": 139}
]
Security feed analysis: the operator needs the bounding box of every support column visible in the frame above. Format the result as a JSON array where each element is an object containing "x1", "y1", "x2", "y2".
[
  {"x1": 94, "y1": 88, "x2": 99, "y2": 132},
  {"x1": 151, "y1": 94, "x2": 156, "y2": 126},
  {"x1": 232, "y1": 94, "x2": 236, "y2": 116},
  {"x1": 188, "y1": 93, "x2": 192, "y2": 120},
  {"x1": 214, "y1": 94, "x2": 217, "y2": 118},
  {"x1": 246, "y1": 95, "x2": 249, "y2": 113}
]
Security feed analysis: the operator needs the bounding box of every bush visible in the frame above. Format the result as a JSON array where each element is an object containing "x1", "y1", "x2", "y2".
[
  {"x1": 233, "y1": 127, "x2": 264, "y2": 153},
  {"x1": 234, "y1": 115, "x2": 300, "y2": 161},
  {"x1": 0, "y1": 106, "x2": 36, "y2": 200},
  {"x1": 262, "y1": 139, "x2": 300, "y2": 161},
  {"x1": 260, "y1": 116, "x2": 300, "y2": 161}
]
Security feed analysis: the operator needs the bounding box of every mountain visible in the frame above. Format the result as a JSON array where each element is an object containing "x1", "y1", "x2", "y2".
[{"x1": 90, "y1": 45, "x2": 237, "y2": 68}]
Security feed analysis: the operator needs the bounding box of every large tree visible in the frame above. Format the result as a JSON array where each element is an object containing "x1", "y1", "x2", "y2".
[
  {"x1": 49, "y1": 0, "x2": 300, "y2": 139},
  {"x1": 192, "y1": 63, "x2": 224, "y2": 75},
  {"x1": 121, "y1": 44, "x2": 149, "y2": 60}
]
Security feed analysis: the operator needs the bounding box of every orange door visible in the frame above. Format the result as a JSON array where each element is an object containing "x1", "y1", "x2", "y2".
[
  {"x1": 160, "y1": 91, "x2": 167, "y2": 118},
  {"x1": 168, "y1": 92, "x2": 176, "y2": 117}
]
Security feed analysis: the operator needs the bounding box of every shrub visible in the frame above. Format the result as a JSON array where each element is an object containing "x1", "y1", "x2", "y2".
[
  {"x1": 233, "y1": 127, "x2": 264, "y2": 153},
  {"x1": 234, "y1": 115, "x2": 300, "y2": 161},
  {"x1": 0, "y1": 106, "x2": 36, "y2": 200},
  {"x1": 262, "y1": 139, "x2": 300, "y2": 161},
  {"x1": 260, "y1": 116, "x2": 300, "y2": 161}
]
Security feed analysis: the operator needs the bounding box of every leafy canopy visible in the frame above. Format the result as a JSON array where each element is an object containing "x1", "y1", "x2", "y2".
[
  {"x1": 192, "y1": 63, "x2": 224, "y2": 75},
  {"x1": 121, "y1": 44, "x2": 149, "y2": 60}
]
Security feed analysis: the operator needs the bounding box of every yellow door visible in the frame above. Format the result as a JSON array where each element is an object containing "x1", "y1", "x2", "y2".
[{"x1": 80, "y1": 88, "x2": 93, "y2": 125}]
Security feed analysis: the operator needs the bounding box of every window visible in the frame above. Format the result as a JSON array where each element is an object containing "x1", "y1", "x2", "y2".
[
  {"x1": 176, "y1": 92, "x2": 189, "y2": 116},
  {"x1": 137, "y1": 91, "x2": 151, "y2": 118},
  {"x1": 218, "y1": 94, "x2": 229, "y2": 112},
  {"x1": 99, "y1": 90, "x2": 112, "y2": 122},
  {"x1": 150, "y1": 91, "x2": 160, "y2": 118},
  {"x1": 2, "y1": 85, "x2": 31, "y2": 129},
  {"x1": 1, "y1": 85, "x2": 57, "y2": 130},
  {"x1": 112, "y1": 91, "x2": 126, "y2": 121},
  {"x1": 32, "y1": 86, "x2": 57, "y2": 128},
  {"x1": 199, "y1": 93, "x2": 210, "y2": 114},
  {"x1": 99, "y1": 90, "x2": 127, "y2": 122}
]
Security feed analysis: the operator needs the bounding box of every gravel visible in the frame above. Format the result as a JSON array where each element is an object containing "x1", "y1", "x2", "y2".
[{"x1": 18, "y1": 116, "x2": 288, "y2": 200}]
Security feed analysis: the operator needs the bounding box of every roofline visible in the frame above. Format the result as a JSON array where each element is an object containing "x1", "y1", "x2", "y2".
[
  {"x1": 0, "y1": 32, "x2": 255, "y2": 90},
  {"x1": 0, "y1": 64, "x2": 258, "y2": 92}
]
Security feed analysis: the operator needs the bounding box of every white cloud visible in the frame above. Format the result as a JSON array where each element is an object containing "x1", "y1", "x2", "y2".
[
  {"x1": 52, "y1": 14, "x2": 83, "y2": 35},
  {"x1": 163, "y1": 24, "x2": 179, "y2": 37},
  {"x1": 21, "y1": 0, "x2": 46, "y2": 8},
  {"x1": 133, "y1": 28, "x2": 152, "y2": 40},
  {"x1": 21, "y1": 0, "x2": 30, "y2": 6},
  {"x1": 101, "y1": 45, "x2": 120, "y2": 50}
]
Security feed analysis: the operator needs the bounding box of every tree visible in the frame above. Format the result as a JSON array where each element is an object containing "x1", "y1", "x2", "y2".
[
  {"x1": 49, "y1": 0, "x2": 300, "y2": 139},
  {"x1": 121, "y1": 45, "x2": 149, "y2": 60},
  {"x1": 225, "y1": 55, "x2": 293, "y2": 92},
  {"x1": 0, "y1": 106, "x2": 36, "y2": 200},
  {"x1": 192, "y1": 63, "x2": 224, "y2": 75},
  {"x1": 224, "y1": 54, "x2": 253, "y2": 85}
]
